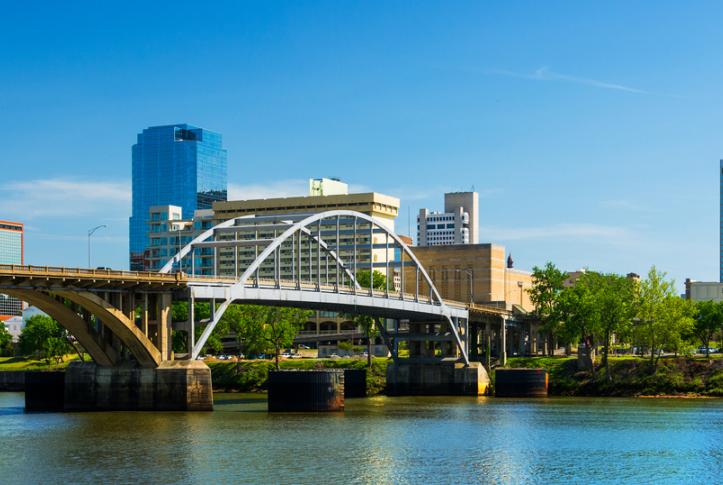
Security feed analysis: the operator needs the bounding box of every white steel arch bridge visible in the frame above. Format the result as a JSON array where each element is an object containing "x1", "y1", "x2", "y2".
[{"x1": 161, "y1": 210, "x2": 470, "y2": 364}]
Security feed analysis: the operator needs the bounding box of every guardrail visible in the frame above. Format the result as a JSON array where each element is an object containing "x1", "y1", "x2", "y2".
[{"x1": 0, "y1": 264, "x2": 186, "y2": 283}]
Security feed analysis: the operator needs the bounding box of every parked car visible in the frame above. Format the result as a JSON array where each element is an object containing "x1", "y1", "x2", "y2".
[
  {"x1": 290, "y1": 353, "x2": 303, "y2": 359},
  {"x1": 280, "y1": 352, "x2": 292, "y2": 358}
]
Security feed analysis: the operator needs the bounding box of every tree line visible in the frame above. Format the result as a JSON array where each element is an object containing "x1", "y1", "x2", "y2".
[{"x1": 530, "y1": 263, "x2": 723, "y2": 380}]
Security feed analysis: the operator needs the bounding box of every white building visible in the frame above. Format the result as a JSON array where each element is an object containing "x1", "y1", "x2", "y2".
[
  {"x1": 686, "y1": 279, "x2": 723, "y2": 302},
  {"x1": 309, "y1": 177, "x2": 349, "y2": 196},
  {"x1": 417, "y1": 191, "x2": 479, "y2": 246},
  {"x1": 3, "y1": 316, "x2": 24, "y2": 342}
]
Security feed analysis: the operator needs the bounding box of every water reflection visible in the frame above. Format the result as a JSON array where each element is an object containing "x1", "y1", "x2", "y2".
[{"x1": 0, "y1": 392, "x2": 720, "y2": 484}]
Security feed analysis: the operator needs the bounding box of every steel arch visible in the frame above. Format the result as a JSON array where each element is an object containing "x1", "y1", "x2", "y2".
[{"x1": 163, "y1": 210, "x2": 469, "y2": 364}]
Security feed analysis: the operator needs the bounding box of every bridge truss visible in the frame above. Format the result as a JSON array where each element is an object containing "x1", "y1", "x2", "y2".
[{"x1": 161, "y1": 210, "x2": 470, "y2": 364}]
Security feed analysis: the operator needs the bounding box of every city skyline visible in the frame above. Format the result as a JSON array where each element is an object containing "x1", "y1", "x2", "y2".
[{"x1": 1, "y1": 2, "x2": 721, "y2": 290}]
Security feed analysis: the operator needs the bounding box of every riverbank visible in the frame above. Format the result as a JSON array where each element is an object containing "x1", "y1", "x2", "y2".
[
  {"x1": 505, "y1": 356, "x2": 723, "y2": 397},
  {"x1": 2, "y1": 355, "x2": 721, "y2": 397},
  {"x1": 209, "y1": 358, "x2": 388, "y2": 395}
]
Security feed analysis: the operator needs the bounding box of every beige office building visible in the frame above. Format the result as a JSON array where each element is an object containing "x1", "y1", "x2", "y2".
[
  {"x1": 212, "y1": 182, "x2": 400, "y2": 282},
  {"x1": 406, "y1": 243, "x2": 533, "y2": 311}
]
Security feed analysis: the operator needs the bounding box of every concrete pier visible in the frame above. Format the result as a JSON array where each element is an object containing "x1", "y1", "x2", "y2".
[
  {"x1": 64, "y1": 361, "x2": 213, "y2": 411},
  {"x1": 267, "y1": 370, "x2": 344, "y2": 412},
  {"x1": 386, "y1": 361, "x2": 490, "y2": 396}
]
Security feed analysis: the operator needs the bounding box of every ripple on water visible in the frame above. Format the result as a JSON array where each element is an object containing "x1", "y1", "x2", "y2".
[{"x1": 0, "y1": 393, "x2": 720, "y2": 484}]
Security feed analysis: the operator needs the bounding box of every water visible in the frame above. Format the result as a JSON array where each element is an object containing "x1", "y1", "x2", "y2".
[{"x1": 0, "y1": 392, "x2": 721, "y2": 484}]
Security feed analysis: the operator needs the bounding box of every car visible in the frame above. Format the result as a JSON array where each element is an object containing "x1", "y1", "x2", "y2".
[
  {"x1": 290, "y1": 353, "x2": 303, "y2": 359},
  {"x1": 329, "y1": 353, "x2": 341, "y2": 359},
  {"x1": 298, "y1": 344, "x2": 311, "y2": 349},
  {"x1": 280, "y1": 352, "x2": 292, "y2": 358}
]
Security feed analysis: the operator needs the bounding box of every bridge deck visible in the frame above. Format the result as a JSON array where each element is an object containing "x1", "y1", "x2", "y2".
[{"x1": 0, "y1": 265, "x2": 509, "y2": 320}]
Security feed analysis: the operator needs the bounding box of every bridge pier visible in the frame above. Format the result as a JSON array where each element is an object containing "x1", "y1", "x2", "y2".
[
  {"x1": 387, "y1": 317, "x2": 489, "y2": 396},
  {"x1": 63, "y1": 361, "x2": 213, "y2": 411},
  {"x1": 386, "y1": 361, "x2": 489, "y2": 396}
]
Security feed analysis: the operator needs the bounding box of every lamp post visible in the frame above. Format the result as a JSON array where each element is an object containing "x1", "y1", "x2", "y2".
[
  {"x1": 456, "y1": 268, "x2": 474, "y2": 304},
  {"x1": 87, "y1": 225, "x2": 107, "y2": 268}
]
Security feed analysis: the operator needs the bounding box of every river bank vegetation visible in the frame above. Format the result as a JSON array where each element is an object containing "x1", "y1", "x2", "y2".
[{"x1": 529, "y1": 264, "x2": 723, "y2": 380}]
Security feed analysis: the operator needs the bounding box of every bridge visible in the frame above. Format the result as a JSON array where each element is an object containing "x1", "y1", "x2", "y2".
[{"x1": 0, "y1": 210, "x2": 495, "y2": 408}]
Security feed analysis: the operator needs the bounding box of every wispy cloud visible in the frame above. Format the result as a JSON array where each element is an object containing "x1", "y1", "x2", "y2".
[
  {"x1": 381, "y1": 186, "x2": 503, "y2": 202},
  {"x1": 480, "y1": 223, "x2": 636, "y2": 244},
  {"x1": 599, "y1": 199, "x2": 654, "y2": 212},
  {"x1": 490, "y1": 66, "x2": 648, "y2": 94},
  {"x1": 228, "y1": 179, "x2": 307, "y2": 200},
  {"x1": 0, "y1": 178, "x2": 130, "y2": 219},
  {"x1": 228, "y1": 179, "x2": 372, "y2": 200}
]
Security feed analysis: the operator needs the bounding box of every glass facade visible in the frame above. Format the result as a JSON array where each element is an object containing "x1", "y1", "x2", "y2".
[
  {"x1": 0, "y1": 221, "x2": 23, "y2": 317},
  {"x1": 129, "y1": 124, "x2": 227, "y2": 270}
]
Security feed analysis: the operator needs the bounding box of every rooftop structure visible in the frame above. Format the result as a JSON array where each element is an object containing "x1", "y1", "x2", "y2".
[{"x1": 417, "y1": 191, "x2": 479, "y2": 246}]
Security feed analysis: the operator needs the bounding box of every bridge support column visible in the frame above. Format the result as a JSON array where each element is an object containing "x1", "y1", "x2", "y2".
[
  {"x1": 64, "y1": 361, "x2": 213, "y2": 411},
  {"x1": 156, "y1": 293, "x2": 172, "y2": 361},
  {"x1": 500, "y1": 317, "x2": 508, "y2": 366},
  {"x1": 386, "y1": 361, "x2": 489, "y2": 396}
]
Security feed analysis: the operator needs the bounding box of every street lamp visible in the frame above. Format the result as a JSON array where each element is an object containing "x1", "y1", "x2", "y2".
[
  {"x1": 87, "y1": 225, "x2": 107, "y2": 268},
  {"x1": 456, "y1": 268, "x2": 474, "y2": 304}
]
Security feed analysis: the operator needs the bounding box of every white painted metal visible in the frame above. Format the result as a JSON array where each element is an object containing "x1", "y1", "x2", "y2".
[{"x1": 161, "y1": 210, "x2": 469, "y2": 364}]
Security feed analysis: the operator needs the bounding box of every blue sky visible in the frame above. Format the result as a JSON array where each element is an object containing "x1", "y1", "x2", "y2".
[{"x1": 0, "y1": 1, "x2": 721, "y2": 289}]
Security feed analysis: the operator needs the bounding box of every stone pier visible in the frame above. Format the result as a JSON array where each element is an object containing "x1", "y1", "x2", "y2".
[
  {"x1": 386, "y1": 361, "x2": 490, "y2": 396},
  {"x1": 64, "y1": 360, "x2": 213, "y2": 411}
]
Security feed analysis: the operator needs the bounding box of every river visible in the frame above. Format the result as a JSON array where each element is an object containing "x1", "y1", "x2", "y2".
[{"x1": 0, "y1": 392, "x2": 720, "y2": 484}]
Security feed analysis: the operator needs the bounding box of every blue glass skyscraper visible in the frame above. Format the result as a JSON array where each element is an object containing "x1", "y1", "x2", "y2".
[{"x1": 129, "y1": 124, "x2": 227, "y2": 270}]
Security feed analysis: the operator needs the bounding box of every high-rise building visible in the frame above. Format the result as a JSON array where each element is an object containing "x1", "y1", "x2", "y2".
[
  {"x1": 0, "y1": 220, "x2": 24, "y2": 319},
  {"x1": 417, "y1": 191, "x2": 479, "y2": 246},
  {"x1": 129, "y1": 124, "x2": 227, "y2": 270}
]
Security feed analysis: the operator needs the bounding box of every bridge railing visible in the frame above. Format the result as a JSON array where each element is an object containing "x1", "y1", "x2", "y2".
[{"x1": 0, "y1": 264, "x2": 185, "y2": 282}]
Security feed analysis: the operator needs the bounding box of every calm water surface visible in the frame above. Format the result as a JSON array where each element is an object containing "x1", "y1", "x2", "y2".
[{"x1": 0, "y1": 392, "x2": 720, "y2": 484}]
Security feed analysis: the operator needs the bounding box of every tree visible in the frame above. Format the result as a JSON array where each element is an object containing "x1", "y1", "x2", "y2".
[
  {"x1": 694, "y1": 301, "x2": 723, "y2": 357},
  {"x1": 0, "y1": 323, "x2": 13, "y2": 356},
  {"x1": 590, "y1": 273, "x2": 636, "y2": 381},
  {"x1": 556, "y1": 272, "x2": 599, "y2": 371},
  {"x1": 355, "y1": 269, "x2": 389, "y2": 291},
  {"x1": 258, "y1": 307, "x2": 313, "y2": 370},
  {"x1": 635, "y1": 267, "x2": 695, "y2": 367},
  {"x1": 350, "y1": 269, "x2": 388, "y2": 367},
  {"x1": 18, "y1": 315, "x2": 73, "y2": 364},
  {"x1": 220, "y1": 304, "x2": 270, "y2": 373},
  {"x1": 529, "y1": 262, "x2": 569, "y2": 355}
]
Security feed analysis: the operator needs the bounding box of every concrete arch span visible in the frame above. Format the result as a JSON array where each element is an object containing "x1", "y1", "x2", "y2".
[
  {"x1": 54, "y1": 291, "x2": 161, "y2": 368},
  {"x1": 3, "y1": 289, "x2": 118, "y2": 367}
]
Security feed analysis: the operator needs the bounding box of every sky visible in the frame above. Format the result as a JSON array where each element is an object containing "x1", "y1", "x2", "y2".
[{"x1": 0, "y1": 1, "x2": 721, "y2": 290}]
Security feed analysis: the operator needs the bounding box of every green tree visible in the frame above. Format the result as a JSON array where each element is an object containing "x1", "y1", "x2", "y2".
[
  {"x1": 557, "y1": 272, "x2": 599, "y2": 371},
  {"x1": 350, "y1": 269, "x2": 388, "y2": 367},
  {"x1": 18, "y1": 315, "x2": 73, "y2": 364},
  {"x1": 529, "y1": 262, "x2": 569, "y2": 356},
  {"x1": 0, "y1": 323, "x2": 13, "y2": 356},
  {"x1": 694, "y1": 301, "x2": 723, "y2": 357},
  {"x1": 635, "y1": 267, "x2": 695, "y2": 367},
  {"x1": 257, "y1": 307, "x2": 313, "y2": 370},
  {"x1": 355, "y1": 269, "x2": 389, "y2": 291},
  {"x1": 591, "y1": 273, "x2": 636, "y2": 381}
]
